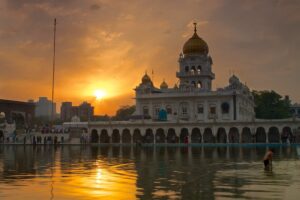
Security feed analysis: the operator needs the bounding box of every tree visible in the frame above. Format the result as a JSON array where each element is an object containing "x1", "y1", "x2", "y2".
[
  {"x1": 252, "y1": 90, "x2": 291, "y2": 119},
  {"x1": 113, "y1": 105, "x2": 136, "y2": 121}
]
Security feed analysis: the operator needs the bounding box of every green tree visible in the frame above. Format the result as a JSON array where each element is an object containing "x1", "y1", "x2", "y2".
[
  {"x1": 252, "y1": 90, "x2": 291, "y2": 119},
  {"x1": 113, "y1": 105, "x2": 136, "y2": 121}
]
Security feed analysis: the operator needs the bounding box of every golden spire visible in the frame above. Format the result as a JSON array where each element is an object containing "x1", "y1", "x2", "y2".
[{"x1": 193, "y1": 22, "x2": 197, "y2": 33}]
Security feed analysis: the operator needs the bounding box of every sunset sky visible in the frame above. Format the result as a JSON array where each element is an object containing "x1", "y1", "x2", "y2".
[{"x1": 0, "y1": 0, "x2": 300, "y2": 115}]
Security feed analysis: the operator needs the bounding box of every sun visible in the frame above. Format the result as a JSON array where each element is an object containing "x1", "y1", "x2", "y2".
[{"x1": 94, "y1": 89, "x2": 107, "y2": 100}]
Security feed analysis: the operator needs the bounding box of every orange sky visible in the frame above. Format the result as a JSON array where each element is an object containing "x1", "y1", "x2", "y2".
[{"x1": 1, "y1": 0, "x2": 300, "y2": 115}]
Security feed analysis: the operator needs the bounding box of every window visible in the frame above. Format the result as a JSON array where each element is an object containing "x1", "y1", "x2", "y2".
[
  {"x1": 185, "y1": 66, "x2": 189, "y2": 72},
  {"x1": 143, "y1": 106, "x2": 149, "y2": 115},
  {"x1": 166, "y1": 105, "x2": 172, "y2": 114},
  {"x1": 197, "y1": 65, "x2": 202, "y2": 74},
  {"x1": 191, "y1": 66, "x2": 196, "y2": 74},
  {"x1": 210, "y1": 106, "x2": 216, "y2": 114},
  {"x1": 197, "y1": 81, "x2": 202, "y2": 88},
  {"x1": 221, "y1": 102, "x2": 230, "y2": 114},
  {"x1": 180, "y1": 102, "x2": 188, "y2": 115},
  {"x1": 182, "y1": 107, "x2": 188, "y2": 115},
  {"x1": 197, "y1": 104, "x2": 204, "y2": 114}
]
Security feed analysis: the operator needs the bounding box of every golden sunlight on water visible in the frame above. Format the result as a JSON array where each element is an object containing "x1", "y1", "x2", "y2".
[
  {"x1": 52, "y1": 161, "x2": 137, "y2": 200},
  {"x1": 1, "y1": 145, "x2": 300, "y2": 199},
  {"x1": 0, "y1": 146, "x2": 137, "y2": 200}
]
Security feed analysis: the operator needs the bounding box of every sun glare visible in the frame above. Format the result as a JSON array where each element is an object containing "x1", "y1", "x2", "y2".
[{"x1": 94, "y1": 89, "x2": 107, "y2": 100}]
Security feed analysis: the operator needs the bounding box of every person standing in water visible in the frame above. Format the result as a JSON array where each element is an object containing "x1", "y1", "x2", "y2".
[{"x1": 263, "y1": 148, "x2": 274, "y2": 170}]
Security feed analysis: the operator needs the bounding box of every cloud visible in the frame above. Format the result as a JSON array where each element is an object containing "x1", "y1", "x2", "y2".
[{"x1": 90, "y1": 4, "x2": 101, "y2": 11}]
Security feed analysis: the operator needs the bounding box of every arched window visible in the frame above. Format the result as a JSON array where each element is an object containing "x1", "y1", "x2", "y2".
[
  {"x1": 197, "y1": 81, "x2": 202, "y2": 88},
  {"x1": 197, "y1": 65, "x2": 202, "y2": 74},
  {"x1": 185, "y1": 66, "x2": 189, "y2": 72},
  {"x1": 191, "y1": 66, "x2": 196, "y2": 74},
  {"x1": 221, "y1": 102, "x2": 230, "y2": 114}
]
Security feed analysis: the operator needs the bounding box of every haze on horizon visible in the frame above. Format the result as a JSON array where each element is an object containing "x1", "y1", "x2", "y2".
[{"x1": 0, "y1": 0, "x2": 300, "y2": 115}]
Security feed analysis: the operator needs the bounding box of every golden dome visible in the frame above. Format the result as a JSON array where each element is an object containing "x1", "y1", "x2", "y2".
[
  {"x1": 183, "y1": 23, "x2": 209, "y2": 55},
  {"x1": 160, "y1": 79, "x2": 168, "y2": 89}
]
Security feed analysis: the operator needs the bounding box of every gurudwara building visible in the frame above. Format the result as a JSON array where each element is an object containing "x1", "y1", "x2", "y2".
[
  {"x1": 134, "y1": 24, "x2": 254, "y2": 122},
  {"x1": 79, "y1": 24, "x2": 299, "y2": 145}
]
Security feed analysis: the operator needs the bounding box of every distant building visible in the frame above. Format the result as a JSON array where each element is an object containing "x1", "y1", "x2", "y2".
[
  {"x1": 61, "y1": 102, "x2": 73, "y2": 122},
  {"x1": 290, "y1": 103, "x2": 300, "y2": 118},
  {"x1": 35, "y1": 97, "x2": 56, "y2": 119},
  {"x1": 61, "y1": 101, "x2": 94, "y2": 121},
  {"x1": 0, "y1": 99, "x2": 35, "y2": 127}
]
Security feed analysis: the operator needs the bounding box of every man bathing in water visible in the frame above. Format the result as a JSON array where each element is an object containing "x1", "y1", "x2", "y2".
[{"x1": 263, "y1": 148, "x2": 274, "y2": 170}]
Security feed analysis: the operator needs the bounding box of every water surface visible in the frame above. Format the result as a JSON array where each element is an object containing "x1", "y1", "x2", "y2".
[{"x1": 0, "y1": 145, "x2": 300, "y2": 199}]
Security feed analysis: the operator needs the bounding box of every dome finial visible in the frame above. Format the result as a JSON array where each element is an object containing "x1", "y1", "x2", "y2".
[{"x1": 193, "y1": 22, "x2": 197, "y2": 33}]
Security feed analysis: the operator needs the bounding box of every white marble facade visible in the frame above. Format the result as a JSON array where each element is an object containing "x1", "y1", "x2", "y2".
[{"x1": 134, "y1": 24, "x2": 255, "y2": 123}]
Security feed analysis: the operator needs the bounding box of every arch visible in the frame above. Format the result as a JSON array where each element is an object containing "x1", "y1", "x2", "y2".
[
  {"x1": 180, "y1": 128, "x2": 189, "y2": 143},
  {"x1": 197, "y1": 65, "x2": 202, "y2": 74},
  {"x1": 145, "y1": 128, "x2": 154, "y2": 143},
  {"x1": 54, "y1": 136, "x2": 58, "y2": 144},
  {"x1": 47, "y1": 136, "x2": 52, "y2": 144},
  {"x1": 241, "y1": 127, "x2": 252, "y2": 143},
  {"x1": 268, "y1": 127, "x2": 280, "y2": 143},
  {"x1": 282, "y1": 126, "x2": 293, "y2": 143},
  {"x1": 100, "y1": 129, "x2": 109, "y2": 143},
  {"x1": 185, "y1": 66, "x2": 189, "y2": 72},
  {"x1": 122, "y1": 129, "x2": 131, "y2": 143},
  {"x1": 167, "y1": 128, "x2": 177, "y2": 143},
  {"x1": 203, "y1": 128, "x2": 214, "y2": 143},
  {"x1": 191, "y1": 66, "x2": 196, "y2": 74},
  {"x1": 158, "y1": 109, "x2": 167, "y2": 121},
  {"x1": 228, "y1": 127, "x2": 239, "y2": 143},
  {"x1": 91, "y1": 129, "x2": 99, "y2": 143},
  {"x1": 156, "y1": 128, "x2": 166, "y2": 143},
  {"x1": 256, "y1": 127, "x2": 266, "y2": 143},
  {"x1": 216, "y1": 128, "x2": 227, "y2": 143},
  {"x1": 0, "y1": 130, "x2": 4, "y2": 143},
  {"x1": 191, "y1": 128, "x2": 201, "y2": 143},
  {"x1": 197, "y1": 81, "x2": 202, "y2": 89},
  {"x1": 112, "y1": 129, "x2": 121, "y2": 143},
  {"x1": 133, "y1": 129, "x2": 142, "y2": 143}
]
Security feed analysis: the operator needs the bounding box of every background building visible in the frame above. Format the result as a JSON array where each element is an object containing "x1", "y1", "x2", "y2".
[
  {"x1": 61, "y1": 101, "x2": 94, "y2": 122},
  {"x1": 0, "y1": 99, "x2": 35, "y2": 128},
  {"x1": 34, "y1": 97, "x2": 56, "y2": 119}
]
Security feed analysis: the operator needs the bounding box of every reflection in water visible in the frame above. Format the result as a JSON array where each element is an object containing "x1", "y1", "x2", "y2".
[{"x1": 0, "y1": 145, "x2": 300, "y2": 199}]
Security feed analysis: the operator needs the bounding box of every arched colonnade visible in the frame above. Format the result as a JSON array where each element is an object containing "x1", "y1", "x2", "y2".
[{"x1": 89, "y1": 125, "x2": 297, "y2": 144}]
